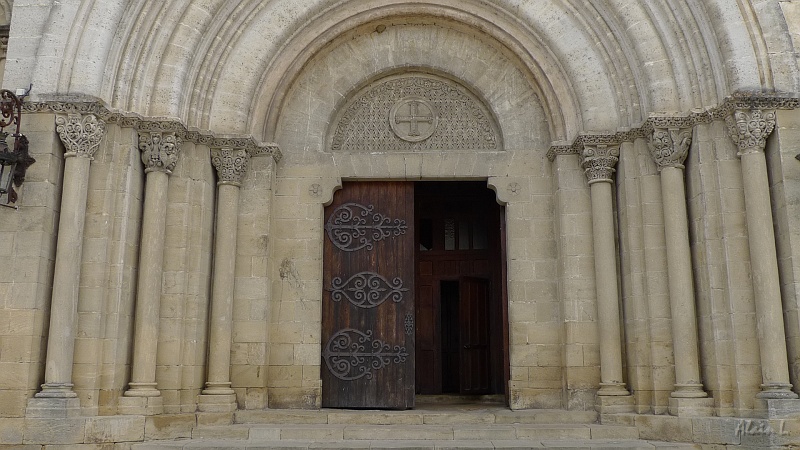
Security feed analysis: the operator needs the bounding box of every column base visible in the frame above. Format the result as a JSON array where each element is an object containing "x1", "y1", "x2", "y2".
[
  {"x1": 597, "y1": 382, "x2": 630, "y2": 396},
  {"x1": 669, "y1": 397, "x2": 715, "y2": 417},
  {"x1": 670, "y1": 383, "x2": 708, "y2": 398},
  {"x1": 26, "y1": 396, "x2": 82, "y2": 418},
  {"x1": 754, "y1": 398, "x2": 800, "y2": 418},
  {"x1": 197, "y1": 393, "x2": 238, "y2": 413},
  {"x1": 118, "y1": 394, "x2": 163, "y2": 416},
  {"x1": 756, "y1": 383, "x2": 798, "y2": 400},
  {"x1": 596, "y1": 394, "x2": 635, "y2": 414}
]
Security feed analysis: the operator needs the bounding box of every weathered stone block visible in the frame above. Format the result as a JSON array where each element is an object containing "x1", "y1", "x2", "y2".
[
  {"x1": 84, "y1": 416, "x2": 145, "y2": 443},
  {"x1": 143, "y1": 414, "x2": 196, "y2": 440},
  {"x1": 23, "y1": 417, "x2": 86, "y2": 444}
]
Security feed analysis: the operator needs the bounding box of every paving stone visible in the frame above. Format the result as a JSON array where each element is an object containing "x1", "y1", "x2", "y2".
[
  {"x1": 422, "y1": 413, "x2": 496, "y2": 425},
  {"x1": 327, "y1": 412, "x2": 423, "y2": 425},
  {"x1": 235, "y1": 411, "x2": 327, "y2": 425},
  {"x1": 515, "y1": 425, "x2": 592, "y2": 440},
  {"x1": 343, "y1": 426, "x2": 453, "y2": 441},
  {"x1": 279, "y1": 425, "x2": 343, "y2": 440},
  {"x1": 452, "y1": 425, "x2": 516, "y2": 440}
]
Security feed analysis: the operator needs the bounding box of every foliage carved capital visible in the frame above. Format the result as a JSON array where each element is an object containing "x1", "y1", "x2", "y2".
[
  {"x1": 210, "y1": 148, "x2": 249, "y2": 186},
  {"x1": 649, "y1": 127, "x2": 692, "y2": 170},
  {"x1": 55, "y1": 113, "x2": 106, "y2": 159},
  {"x1": 139, "y1": 131, "x2": 182, "y2": 174},
  {"x1": 581, "y1": 144, "x2": 620, "y2": 184},
  {"x1": 726, "y1": 108, "x2": 776, "y2": 156}
]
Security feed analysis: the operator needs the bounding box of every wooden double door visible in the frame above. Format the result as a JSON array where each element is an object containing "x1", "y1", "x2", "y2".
[{"x1": 322, "y1": 181, "x2": 506, "y2": 409}]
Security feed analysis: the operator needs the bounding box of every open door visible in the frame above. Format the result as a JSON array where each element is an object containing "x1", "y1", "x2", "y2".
[
  {"x1": 459, "y1": 276, "x2": 491, "y2": 394},
  {"x1": 321, "y1": 181, "x2": 415, "y2": 409}
]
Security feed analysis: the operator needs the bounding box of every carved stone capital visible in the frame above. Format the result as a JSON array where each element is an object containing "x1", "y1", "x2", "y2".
[
  {"x1": 139, "y1": 131, "x2": 181, "y2": 174},
  {"x1": 55, "y1": 113, "x2": 106, "y2": 159},
  {"x1": 726, "y1": 108, "x2": 776, "y2": 156},
  {"x1": 210, "y1": 148, "x2": 249, "y2": 186},
  {"x1": 581, "y1": 144, "x2": 620, "y2": 184},
  {"x1": 649, "y1": 127, "x2": 693, "y2": 170}
]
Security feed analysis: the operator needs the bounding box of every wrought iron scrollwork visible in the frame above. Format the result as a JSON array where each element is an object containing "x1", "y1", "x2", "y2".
[
  {"x1": 325, "y1": 203, "x2": 407, "y2": 252},
  {"x1": 322, "y1": 329, "x2": 408, "y2": 381},
  {"x1": 329, "y1": 272, "x2": 408, "y2": 308},
  {"x1": 405, "y1": 313, "x2": 414, "y2": 336}
]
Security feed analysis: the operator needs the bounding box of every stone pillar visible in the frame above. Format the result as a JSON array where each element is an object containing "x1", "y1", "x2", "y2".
[
  {"x1": 27, "y1": 114, "x2": 105, "y2": 416},
  {"x1": 649, "y1": 125, "x2": 714, "y2": 417},
  {"x1": 727, "y1": 108, "x2": 799, "y2": 409},
  {"x1": 581, "y1": 142, "x2": 634, "y2": 413},
  {"x1": 119, "y1": 131, "x2": 182, "y2": 415},
  {"x1": 197, "y1": 148, "x2": 249, "y2": 413}
]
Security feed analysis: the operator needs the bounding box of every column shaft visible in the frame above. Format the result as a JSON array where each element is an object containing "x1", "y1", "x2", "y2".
[
  {"x1": 590, "y1": 181, "x2": 628, "y2": 395},
  {"x1": 741, "y1": 150, "x2": 796, "y2": 398},
  {"x1": 126, "y1": 170, "x2": 169, "y2": 397},
  {"x1": 661, "y1": 167, "x2": 705, "y2": 397},
  {"x1": 37, "y1": 155, "x2": 91, "y2": 397},
  {"x1": 204, "y1": 183, "x2": 239, "y2": 394}
]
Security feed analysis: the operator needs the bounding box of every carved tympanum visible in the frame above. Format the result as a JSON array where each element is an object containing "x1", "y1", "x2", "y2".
[
  {"x1": 726, "y1": 108, "x2": 776, "y2": 156},
  {"x1": 211, "y1": 148, "x2": 249, "y2": 186},
  {"x1": 649, "y1": 127, "x2": 692, "y2": 169},
  {"x1": 331, "y1": 74, "x2": 500, "y2": 152},
  {"x1": 581, "y1": 144, "x2": 620, "y2": 184},
  {"x1": 322, "y1": 329, "x2": 408, "y2": 381},
  {"x1": 139, "y1": 132, "x2": 181, "y2": 174},
  {"x1": 55, "y1": 113, "x2": 106, "y2": 158}
]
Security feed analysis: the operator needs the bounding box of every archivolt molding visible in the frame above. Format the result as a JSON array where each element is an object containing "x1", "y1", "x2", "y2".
[
  {"x1": 547, "y1": 91, "x2": 799, "y2": 161},
  {"x1": 23, "y1": 100, "x2": 282, "y2": 162}
]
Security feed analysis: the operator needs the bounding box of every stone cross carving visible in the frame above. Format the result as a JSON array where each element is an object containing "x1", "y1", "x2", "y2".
[
  {"x1": 55, "y1": 113, "x2": 106, "y2": 158},
  {"x1": 390, "y1": 97, "x2": 438, "y2": 142},
  {"x1": 581, "y1": 144, "x2": 620, "y2": 184},
  {"x1": 649, "y1": 127, "x2": 692, "y2": 170},
  {"x1": 139, "y1": 131, "x2": 182, "y2": 174},
  {"x1": 210, "y1": 148, "x2": 250, "y2": 186},
  {"x1": 726, "y1": 108, "x2": 776, "y2": 156}
]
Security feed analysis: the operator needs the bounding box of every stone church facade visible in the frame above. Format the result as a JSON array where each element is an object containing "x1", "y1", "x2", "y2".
[{"x1": 1, "y1": 0, "x2": 800, "y2": 446}]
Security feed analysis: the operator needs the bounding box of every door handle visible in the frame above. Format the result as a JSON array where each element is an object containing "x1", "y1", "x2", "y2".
[{"x1": 463, "y1": 344, "x2": 471, "y2": 349}]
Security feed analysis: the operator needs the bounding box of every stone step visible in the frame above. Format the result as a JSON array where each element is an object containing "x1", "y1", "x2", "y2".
[
  {"x1": 132, "y1": 439, "x2": 702, "y2": 449},
  {"x1": 189, "y1": 423, "x2": 640, "y2": 441},
  {"x1": 234, "y1": 408, "x2": 598, "y2": 426}
]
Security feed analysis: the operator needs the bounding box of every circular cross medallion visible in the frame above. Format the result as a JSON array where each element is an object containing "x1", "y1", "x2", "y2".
[{"x1": 389, "y1": 96, "x2": 439, "y2": 142}]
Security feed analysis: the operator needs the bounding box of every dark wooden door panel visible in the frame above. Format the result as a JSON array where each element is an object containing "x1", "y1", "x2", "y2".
[
  {"x1": 459, "y1": 276, "x2": 491, "y2": 394},
  {"x1": 322, "y1": 182, "x2": 415, "y2": 409}
]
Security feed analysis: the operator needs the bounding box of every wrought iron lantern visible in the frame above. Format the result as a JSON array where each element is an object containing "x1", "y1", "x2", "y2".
[{"x1": 0, "y1": 89, "x2": 33, "y2": 207}]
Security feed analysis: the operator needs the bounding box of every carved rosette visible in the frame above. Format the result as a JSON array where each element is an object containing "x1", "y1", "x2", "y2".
[
  {"x1": 210, "y1": 148, "x2": 249, "y2": 186},
  {"x1": 726, "y1": 108, "x2": 776, "y2": 156},
  {"x1": 55, "y1": 113, "x2": 106, "y2": 159},
  {"x1": 139, "y1": 132, "x2": 181, "y2": 174},
  {"x1": 581, "y1": 144, "x2": 620, "y2": 184},
  {"x1": 649, "y1": 127, "x2": 692, "y2": 170}
]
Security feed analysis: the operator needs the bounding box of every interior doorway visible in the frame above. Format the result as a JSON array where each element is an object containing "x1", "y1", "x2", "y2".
[{"x1": 414, "y1": 181, "x2": 507, "y2": 397}]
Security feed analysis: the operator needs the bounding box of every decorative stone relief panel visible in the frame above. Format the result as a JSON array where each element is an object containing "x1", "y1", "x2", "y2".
[{"x1": 330, "y1": 74, "x2": 502, "y2": 152}]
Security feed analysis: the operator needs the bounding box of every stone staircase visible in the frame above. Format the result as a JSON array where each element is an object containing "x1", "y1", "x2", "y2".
[{"x1": 132, "y1": 398, "x2": 702, "y2": 449}]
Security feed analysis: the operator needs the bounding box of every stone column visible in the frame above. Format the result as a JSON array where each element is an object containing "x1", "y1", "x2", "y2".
[
  {"x1": 198, "y1": 148, "x2": 249, "y2": 413},
  {"x1": 727, "y1": 108, "x2": 798, "y2": 407},
  {"x1": 119, "y1": 131, "x2": 181, "y2": 415},
  {"x1": 649, "y1": 125, "x2": 714, "y2": 416},
  {"x1": 27, "y1": 114, "x2": 105, "y2": 416},
  {"x1": 581, "y1": 142, "x2": 634, "y2": 413}
]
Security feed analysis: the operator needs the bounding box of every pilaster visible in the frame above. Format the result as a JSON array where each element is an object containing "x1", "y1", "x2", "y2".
[{"x1": 28, "y1": 113, "x2": 105, "y2": 416}]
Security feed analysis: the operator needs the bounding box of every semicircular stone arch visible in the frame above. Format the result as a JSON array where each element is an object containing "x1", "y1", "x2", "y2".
[{"x1": 274, "y1": 19, "x2": 551, "y2": 163}]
